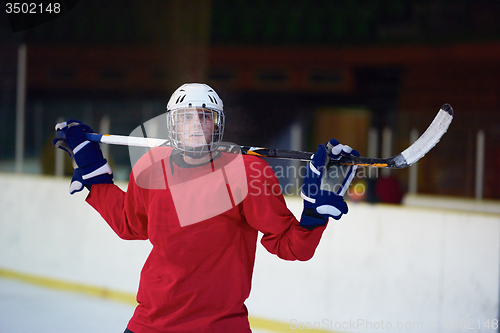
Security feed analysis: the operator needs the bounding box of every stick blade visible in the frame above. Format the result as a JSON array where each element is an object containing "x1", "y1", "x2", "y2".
[{"x1": 396, "y1": 104, "x2": 454, "y2": 167}]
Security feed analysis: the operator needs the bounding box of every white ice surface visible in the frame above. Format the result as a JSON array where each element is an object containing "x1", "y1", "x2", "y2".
[
  {"x1": 0, "y1": 278, "x2": 135, "y2": 333},
  {"x1": 0, "y1": 278, "x2": 273, "y2": 333}
]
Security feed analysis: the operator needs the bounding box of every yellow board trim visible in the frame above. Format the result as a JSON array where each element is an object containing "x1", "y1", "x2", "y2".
[
  {"x1": 249, "y1": 316, "x2": 337, "y2": 332},
  {"x1": 0, "y1": 268, "x2": 338, "y2": 333},
  {"x1": 0, "y1": 268, "x2": 137, "y2": 306}
]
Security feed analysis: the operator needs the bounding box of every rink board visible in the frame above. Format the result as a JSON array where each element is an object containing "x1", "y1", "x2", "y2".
[{"x1": 0, "y1": 173, "x2": 499, "y2": 333}]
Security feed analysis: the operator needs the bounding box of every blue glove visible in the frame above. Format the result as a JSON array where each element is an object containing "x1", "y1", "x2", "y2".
[
  {"x1": 53, "y1": 120, "x2": 113, "y2": 194},
  {"x1": 300, "y1": 139, "x2": 359, "y2": 230},
  {"x1": 324, "y1": 139, "x2": 360, "y2": 196}
]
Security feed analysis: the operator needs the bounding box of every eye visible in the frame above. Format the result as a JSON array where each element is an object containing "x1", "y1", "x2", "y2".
[{"x1": 199, "y1": 113, "x2": 212, "y2": 121}]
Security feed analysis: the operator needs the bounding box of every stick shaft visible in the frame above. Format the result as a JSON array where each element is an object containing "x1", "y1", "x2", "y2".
[
  {"x1": 85, "y1": 133, "x2": 397, "y2": 168},
  {"x1": 86, "y1": 133, "x2": 167, "y2": 148},
  {"x1": 84, "y1": 104, "x2": 452, "y2": 169}
]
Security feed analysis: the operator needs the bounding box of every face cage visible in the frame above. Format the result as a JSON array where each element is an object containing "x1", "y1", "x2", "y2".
[{"x1": 166, "y1": 107, "x2": 225, "y2": 157}]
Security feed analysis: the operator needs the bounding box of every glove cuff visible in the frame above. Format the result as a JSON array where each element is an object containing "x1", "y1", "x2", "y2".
[
  {"x1": 299, "y1": 207, "x2": 328, "y2": 230},
  {"x1": 69, "y1": 168, "x2": 84, "y2": 195}
]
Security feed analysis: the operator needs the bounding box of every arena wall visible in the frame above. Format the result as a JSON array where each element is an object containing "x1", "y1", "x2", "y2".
[{"x1": 1, "y1": 173, "x2": 498, "y2": 332}]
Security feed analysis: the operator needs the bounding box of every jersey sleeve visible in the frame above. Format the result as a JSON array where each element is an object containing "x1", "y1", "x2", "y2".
[
  {"x1": 85, "y1": 174, "x2": 149, "y2": 240},
  {"x1": 241, "y1": 157, "x2": 326, "y2": 261}
]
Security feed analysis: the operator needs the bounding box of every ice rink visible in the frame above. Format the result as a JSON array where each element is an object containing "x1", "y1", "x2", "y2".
[
  {"x1": 0, "y1": 277, "x2": 136, "y2": 333},
  {"x1": 1, "y1": 174, "x2": 499, "y2": 333},
  {"x1": 0, "y1": 277, "x2": 272, "y2": 333}
]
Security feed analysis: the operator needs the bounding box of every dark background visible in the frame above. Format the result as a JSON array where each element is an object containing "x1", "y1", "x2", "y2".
[{"x1": 1, "y1": 0, "x2": 499, "y2": 198}]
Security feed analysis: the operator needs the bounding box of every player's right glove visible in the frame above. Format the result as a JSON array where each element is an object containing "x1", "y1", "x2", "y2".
[
  {"x1": 299, "y1": 139, "x2": 359, "y2": 230},
  {"x1": 53, "y1": 120, "x2": 113, "y2": 194}
]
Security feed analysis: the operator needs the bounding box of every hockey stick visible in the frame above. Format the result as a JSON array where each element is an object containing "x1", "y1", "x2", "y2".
[{"x1": 85, "y1": 104, "x2": 453, "y2": 169}]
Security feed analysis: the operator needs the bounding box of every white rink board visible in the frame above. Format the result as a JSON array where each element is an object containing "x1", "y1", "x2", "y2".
[
  {"x1": 0, "y1": 173, "x2": 151, "y2": 293},
  {"x1": 1, "y1": 173, "x2": 499, "y2": 332},
  {"x1": 247, "y1": 198, "x2": 500, "y2": 332}
]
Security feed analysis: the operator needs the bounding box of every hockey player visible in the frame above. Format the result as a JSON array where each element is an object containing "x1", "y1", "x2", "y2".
[{"x1": 54, "y1": 83, "x2": 359, "y2": 333}]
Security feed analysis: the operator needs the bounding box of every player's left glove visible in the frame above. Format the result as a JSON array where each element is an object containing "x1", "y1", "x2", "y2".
[
  {"x1": 299, "y1": 139, "x2": 359, "y2": 230},
  {"x1": 53, "y1": 120, "x2": 113, "y2": 194}
]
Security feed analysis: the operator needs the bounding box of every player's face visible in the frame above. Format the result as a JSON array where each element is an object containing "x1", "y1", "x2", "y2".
[{"x1": 175, "y1": 108, "x2": 215, "y2": 147}]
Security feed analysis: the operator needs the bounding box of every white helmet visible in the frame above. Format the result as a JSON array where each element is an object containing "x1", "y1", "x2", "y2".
[{"x1": 166, "y1": 83, "x2": 225, "y2": 157}]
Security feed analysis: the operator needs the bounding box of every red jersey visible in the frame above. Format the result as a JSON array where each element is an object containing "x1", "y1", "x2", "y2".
[{"x1": 86, "y1": 147, "x2": 326, "y2": 333}]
